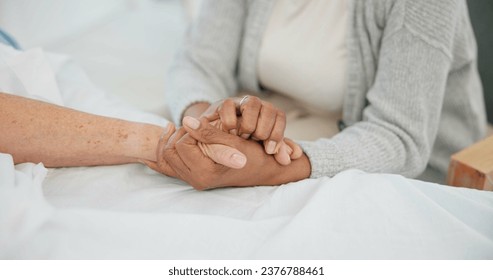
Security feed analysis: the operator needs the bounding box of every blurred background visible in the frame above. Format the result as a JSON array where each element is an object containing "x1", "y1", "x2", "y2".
[
  {"x1": 468, "y1": 0, "x2": 493, "y2": 126},
  {"x1": 0, "y1": 0, "x2": 491, "y2": 129},
  {"x1": 0, "y1": 0, "x2": 202, "y2": 116}
]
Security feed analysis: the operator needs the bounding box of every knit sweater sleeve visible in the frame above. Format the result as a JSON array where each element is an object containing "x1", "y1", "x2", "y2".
[
  {"x1": 165, "y1": 0, "x2": 246, "y2": 124},
  {"x1": 299, "y1": 0, "x2": 461, "y2": 179}
]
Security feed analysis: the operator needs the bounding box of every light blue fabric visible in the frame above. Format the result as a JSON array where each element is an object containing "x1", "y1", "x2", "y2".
[{"x1": 0, "y1": 28, "x2": 20, "y2": 49}]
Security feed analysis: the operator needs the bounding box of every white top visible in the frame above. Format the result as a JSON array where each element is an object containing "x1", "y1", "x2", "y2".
[{"x1": 258, "y1": 0, "x2": 348, "y2": 117}]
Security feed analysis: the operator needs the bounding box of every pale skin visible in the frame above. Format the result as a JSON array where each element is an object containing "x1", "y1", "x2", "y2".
[
  {"x1": 1, "y1": 92, "x2": 309, "y2": 190},
  {"x1": 0, "y1": 92, "x2": 246, "y2": 172}
]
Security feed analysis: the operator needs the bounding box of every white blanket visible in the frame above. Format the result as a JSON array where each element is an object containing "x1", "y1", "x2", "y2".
[{"x1": 1, "y1": 44, "x2": 493, "y2": 259}]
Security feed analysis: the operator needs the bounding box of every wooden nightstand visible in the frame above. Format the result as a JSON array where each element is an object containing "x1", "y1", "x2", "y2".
[{"x1": 447, "y1": 135, "x2": 493, "y2": 191}]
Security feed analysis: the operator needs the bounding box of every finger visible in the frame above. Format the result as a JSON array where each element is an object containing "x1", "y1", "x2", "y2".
[
  {"x1": 142, "y1": 159, "x2": 160, "y2": 173},
  {"x1": 155, "y1": 123, "x2": 173, "y2": 160},
  {"x1": 141, "y1": 159, "x2": 178, "y2": 177},
  {"x1": 274, "y1": 141, "x2": 291, "y2": 166},
  {"x1": 253, "y1": 102, "x2": 276, "y2": 142},
  {"x1": 162, "y1": 146, "x2": 189, "y2": 179},
  {"x1": 183, "y1": 116, "x2": 244, "y2": 148},
  {"x1": 182, "y1": 116, "x2": 247, "y2": 168},
  {"x1": 264, "y1": 111, "x2": 286, "y2": 154},
  {"x1": 165, "y1": 126, "x2": 187, "y2": 149},
  {"x1": 218, "y1": 98, "x2": 238, "y2": 134},
  {"x1": 152, "y1": 123, "x2": 178, "y2": 175},
  {"x1": 235, "y1": 95, "x2": 250, "y2": 108},
  {"x1": 238, "y1": 96, "x2": 261, "y2": 139},
  {"x1": 175, "y1": 134, "x2": 223, "y2": 190},
  {"x1": 162, "y1": 127, "x2": 191, "y2": 177},
  {"x1": 284, "y1": 138, "x2": 303, "y2": 159},
  {"x1": 200, "y1": 101, "x2": 221, "y2": 122},
  {"x1": 175, "y1": 135, "x2": 215, "y2": 168},
  {"x1": 200, "y1": 143, "x2": 247, "y2": 169},
  {"x1": 158, "y1": 123, "x2": 176, "y2": 149}
]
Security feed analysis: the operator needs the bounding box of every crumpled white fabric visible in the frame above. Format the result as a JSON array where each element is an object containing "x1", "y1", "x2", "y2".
[
  {"x1": 1, "y1": 44, "x2": 492, "y2": 259},
  {"x1": 0, "y1": 46, "x2": 63, "y2": 105},
  {"x1": 0, "y1": 154, "x2": 53, "y2": 257},
  {"x1": 1, "y1": 156, "x2": 493, "y2": 259},
  {"x1": 0, "y1": 43, "x2": 168, "y2": 126}
]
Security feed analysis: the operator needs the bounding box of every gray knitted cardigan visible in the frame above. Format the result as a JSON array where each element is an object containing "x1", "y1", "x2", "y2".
[{"x1": 166, "y1": 0, "x2": 487, "y2": 180}]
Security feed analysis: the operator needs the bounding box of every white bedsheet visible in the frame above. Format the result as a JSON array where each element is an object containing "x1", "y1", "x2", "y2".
[
  {"x1": 1, "y1": 157, "x2": 493, "y2": 259},
  {"x1": 1, "y1": 44, "x2": 493, "y2": 259}
]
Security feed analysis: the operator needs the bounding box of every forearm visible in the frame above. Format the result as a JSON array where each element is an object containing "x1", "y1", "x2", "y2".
[{"x1": 0, "y1": 93, "x2": 164, "y2": 167}]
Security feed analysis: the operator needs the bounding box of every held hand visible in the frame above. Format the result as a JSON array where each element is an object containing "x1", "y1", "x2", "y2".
[
  {"x1": 143, "y1": 123, "x2": 247, "y2": 177},
  {"x1": 200, "y1": 96, "x2": 302, "y2": 165},
  {"x1": 141, "y1": 123, "x2": 178, "y2": 177},
  {"x1": 162, "y1": 116, "x2": 311, "y2": 190}
]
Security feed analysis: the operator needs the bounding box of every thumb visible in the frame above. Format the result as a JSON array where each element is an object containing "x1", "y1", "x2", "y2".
[
  {"x1": 199, "y1": 143, "x2": 247, "y2": 169},
  {"x1": 284, "y1": 138, "x2": 303, "y2": 159}
]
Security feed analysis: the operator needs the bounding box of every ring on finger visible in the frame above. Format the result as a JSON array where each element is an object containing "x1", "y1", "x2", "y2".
[{"x1": 239, "y1": 95, "x2": 250, "y2": 107}]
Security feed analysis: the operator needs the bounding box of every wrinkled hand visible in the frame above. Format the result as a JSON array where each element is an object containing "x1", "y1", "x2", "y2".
[
  {"x1": 201, "y1": 95, "x2": 302, "y2": 165},
  {"x1": 158, "y1": 117, "x2": 310, "y2": 190},
  {"x1": 144, "y1": 123, "x2": 248, "y2": 177}
]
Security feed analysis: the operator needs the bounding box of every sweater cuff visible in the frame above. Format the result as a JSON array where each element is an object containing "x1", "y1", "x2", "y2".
[
  {"x1": 168, "y1": 91, "x2": 220, "y2": 125},
  {"x1": 297, "y1": 139, "x2": 345, "y2": 179}
]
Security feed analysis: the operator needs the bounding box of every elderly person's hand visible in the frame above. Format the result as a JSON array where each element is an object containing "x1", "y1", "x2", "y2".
[
  {"x1": 144, "y1": 123, "x2": 248, "y2": 177},
  {"x1": 157, "y1": 116, "x2": 310, "y2": 190},
  {"x1": 194, "y1": 96, "x2": 302, "y2": 165}
]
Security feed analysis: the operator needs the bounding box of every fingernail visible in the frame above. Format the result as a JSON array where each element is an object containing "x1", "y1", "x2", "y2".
[
  {"x1": 279, "y1": 145, "x2": 291, "y2": 165},
  {"x1": 266, "y1": 140, "x2": 277, "y2": 154},
  {"x1": 231, "y1": 153, "x2": 247, "y2": 168},
  {"x1": 183, "y1": 116, "x2": 200, "y2": 130},
  {"x1": 241, "y1": 133, "x2": 250, "y2": 139},
  {"x1": 286, "y1": 144, "x2": 293, "y2": 155},
  {"x1": 230, "y1": 129, "x2": 238, "y2": 135}
]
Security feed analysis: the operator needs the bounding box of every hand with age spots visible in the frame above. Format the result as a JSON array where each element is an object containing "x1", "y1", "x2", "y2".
[
  {"x1": 0, "y1": 93, "x2": 248, "y2": 175},
  {"x1": 153, "y1": 116, "x2": 310, "y2": 190},
  {"x1": 143, "y1": 122, "x2": 249, "y2": 178}
]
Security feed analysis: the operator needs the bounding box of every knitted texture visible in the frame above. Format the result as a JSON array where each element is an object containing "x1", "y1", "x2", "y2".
[{"x1": 166, "y1": 0, "x2": 487, "y2": 180}]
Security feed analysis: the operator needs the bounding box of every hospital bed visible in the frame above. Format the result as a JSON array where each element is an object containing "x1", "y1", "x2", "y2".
[{"x1": 1, "y1": 40, "x2": 492, "y2": 259}]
